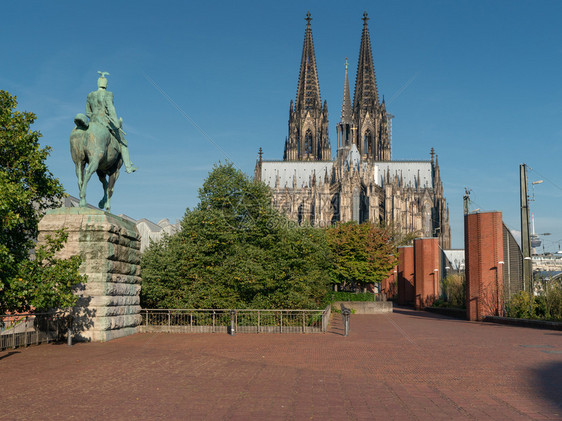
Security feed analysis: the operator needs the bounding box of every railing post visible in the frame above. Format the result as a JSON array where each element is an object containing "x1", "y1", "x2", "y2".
[
  {"x1": 229, "y1": 310, "x2": 236, "y2": 336},
  {"x1": 145, "y1": 310, "x2": 148, "y2": 328},
  {"x1": 67, "y1": 314, "x2": 73, "y2": 346},
  {"x1": 280, "y1": 311, "x2": 283, "y2": 333},
  {"x1": 302, "y1": 311, "x2": 305, "y2": 334},
  {"x1": 168, "y1": 310, "x2": 171, "y2": 333},
  {"x1": 212, "y1": 311, "x2": 216, "y2": 333},
  {"x1": 257, "y1": 311, "x2": 260, "y2": 333},
  {"x1": 24, "y1": 316, "x2": 28, "y2": 347},
  {"x1": 12, "y1": 318, "x2": 16, "y2": 349}
]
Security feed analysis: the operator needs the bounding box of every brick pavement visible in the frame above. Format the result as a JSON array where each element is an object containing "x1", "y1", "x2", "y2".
[{"x1": 1, "y1": 307, "x2": 561, "y2": 420}]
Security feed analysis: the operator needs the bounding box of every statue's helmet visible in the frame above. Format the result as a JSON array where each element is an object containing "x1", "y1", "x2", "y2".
[{"x1": 97, "y1": 71, "x2": 110, "y2": 89}]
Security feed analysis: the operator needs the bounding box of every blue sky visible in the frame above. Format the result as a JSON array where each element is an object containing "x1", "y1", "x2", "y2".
[{"x1": 3, "y1": 0, "x2": 562, "y2": 251}]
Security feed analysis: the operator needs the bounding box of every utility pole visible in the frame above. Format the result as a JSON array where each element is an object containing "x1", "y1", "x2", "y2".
[{"x1": 520, "y1": 164, "x2": 532, "y2": 293}]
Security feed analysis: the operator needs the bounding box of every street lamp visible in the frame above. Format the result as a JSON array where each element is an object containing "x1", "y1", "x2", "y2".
[
  {"x1": 530, "y1": 180, "x2": 543, "y2": 201},
  {"x1": 497, "y1": 261, "x2": 504, "y2": 315}
]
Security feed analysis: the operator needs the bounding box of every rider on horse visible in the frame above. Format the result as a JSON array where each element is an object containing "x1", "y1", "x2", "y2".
[{"x1": 86, "y1": 71, "x2": 137, "y2": 174}]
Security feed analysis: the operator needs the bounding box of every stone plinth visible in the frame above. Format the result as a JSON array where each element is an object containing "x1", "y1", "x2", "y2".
[
  {"x1": 38, "y1": 208, "x2": 142, "y2": 341},
  {"x1": 414, "y1": 238, "x2": 440, "y2": 309},
  {"x1": 465, "y1": 211, "x2": 504, "y2": 321}
]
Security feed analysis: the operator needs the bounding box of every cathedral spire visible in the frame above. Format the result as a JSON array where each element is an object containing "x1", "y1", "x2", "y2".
[
  {"x1": 340, "y1": 58, "x2": 352, "y2": 124},
  {"x1": 353, "y1": 11, "x2": 379, "y2": 112},
  {"x1": 295, "y1": 11, "x2": 321, "y2": 112},
  {"x1": 284, "y1": 12, "x2": 330, "y2": 161}
]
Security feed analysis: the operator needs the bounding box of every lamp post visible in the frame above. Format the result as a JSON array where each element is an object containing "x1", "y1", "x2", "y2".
[{"x1": 497, "y1": 261, "x2": 504, "y2": 316}]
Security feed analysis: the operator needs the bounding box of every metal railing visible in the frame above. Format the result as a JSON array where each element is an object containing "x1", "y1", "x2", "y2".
[
  {"x1": 140, "y1": 307, "x2": 331, "y2": 334},
  {"x1": 0, "y1": 311, "x2": 70, "y2": 351}
]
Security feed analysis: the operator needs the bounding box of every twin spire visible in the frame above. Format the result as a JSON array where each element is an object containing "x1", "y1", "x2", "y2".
[
  {"x1": 353, "y1": 11, "x2": 379, "y2": 111},
  {"x1": 295, "y1": 11, "x2": 322, "y2": 112},
  {"x1": 285, "y1": 11, "x2": 385, "y2": 162}
]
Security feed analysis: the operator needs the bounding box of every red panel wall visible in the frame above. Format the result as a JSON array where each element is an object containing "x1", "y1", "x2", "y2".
[
  {"x1": 381, "y1": 265, "x2": 398, "y2": 299},
  {"x1": 465, "y1": 212, "x2": 504, "y2": 321},
  {"x1": 397, "y1": 246, "x2": 415, "y2": 305},
  {"x1": 414, "y1": 238, "x2": 440, "y2": 309}
]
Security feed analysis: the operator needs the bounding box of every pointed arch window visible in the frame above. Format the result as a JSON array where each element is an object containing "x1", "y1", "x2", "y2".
[
  {"x1": 304, "y1": 129, "x2": 313, "y2": 155},
  {"x1": 423, "y1": 204, "x2": 432, "y2": 237},
  {"x1": 363, "y1": 130, "x2": 372, "y2": 156}
]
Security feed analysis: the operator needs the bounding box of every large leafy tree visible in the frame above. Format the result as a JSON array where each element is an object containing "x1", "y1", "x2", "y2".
[
  {"x1": 141, "y1": 162, "x2": 332, "y2": 309},
  {"x1": 326, "y1": 222, "x2": 397, "y2": 291},
  {"x1": 0, "y1": 91, "x2": 85, "y2": 313}
]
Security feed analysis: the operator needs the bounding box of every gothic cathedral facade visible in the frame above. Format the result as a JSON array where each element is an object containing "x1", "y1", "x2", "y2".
[{"x1": 255, "y1": 12, "x2": 451, "y2": 249}]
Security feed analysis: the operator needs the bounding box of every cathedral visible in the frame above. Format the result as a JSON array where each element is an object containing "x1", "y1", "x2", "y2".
[{"x1": 254, "y1": 12, "x2": 451, "y2": 249}]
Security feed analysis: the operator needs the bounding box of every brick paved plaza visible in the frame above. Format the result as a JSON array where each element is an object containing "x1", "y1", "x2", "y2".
[{"x1": 1, "y1": 308, "x2": 561, "y2": 420}]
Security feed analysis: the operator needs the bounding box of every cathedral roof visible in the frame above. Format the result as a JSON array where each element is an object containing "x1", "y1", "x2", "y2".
[
  {"x1": 259, "y1": 160, "x2": 434, "y2": 190},
  {"x1": 260, "y1": 160, "x2": 333, "y2": 189},
  {"x1": 375, "y1": 161, "x2": 433, "y2": 188},
  {"x1": 295, "y1": 12, "x2": 322, "y2": 113}
]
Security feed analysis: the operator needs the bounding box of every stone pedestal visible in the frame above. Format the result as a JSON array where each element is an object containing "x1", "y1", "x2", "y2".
[{"x1": 38, "y1": 208, "x2": 142, "y2": 342}]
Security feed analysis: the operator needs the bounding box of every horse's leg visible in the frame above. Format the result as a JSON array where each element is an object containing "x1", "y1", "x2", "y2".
[
  {"x1": 80, "y1": 157, "x2": 100, "y2": 207},
  {"x1": 97, "y1": 170, "x2": 109, "y2": 210},
  {"x1": 105, "y1": 166, "x2": 121, "y2": 213},
  {"x1": 75, "y1": 161, "x2": 84, "y2": 203}
]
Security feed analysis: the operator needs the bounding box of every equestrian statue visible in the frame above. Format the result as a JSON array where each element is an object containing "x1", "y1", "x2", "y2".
[{"x1": 70, "y1": 71, "x2": 137, "y2": 212}]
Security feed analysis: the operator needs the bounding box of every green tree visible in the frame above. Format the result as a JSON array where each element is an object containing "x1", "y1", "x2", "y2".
[
  {"x1": 141, "y1": 163, "x2": 332, "y2": 309},
  {"x1": 326, "y1": 222, "x2": 397, "y2": 291},
  {"x1": 0, "y1": 91, "x2": 85, "y2": 313}
]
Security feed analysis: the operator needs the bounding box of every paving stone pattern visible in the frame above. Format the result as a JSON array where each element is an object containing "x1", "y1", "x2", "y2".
[{"x1": 1, "y1": 308, "x2": 561, "y2": 420}]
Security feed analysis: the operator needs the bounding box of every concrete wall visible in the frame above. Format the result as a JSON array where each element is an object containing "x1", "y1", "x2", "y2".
[
  {"x1": 465, "y1": 212, "x2": 504, "y2": 321},
  {"x1": 334, "y1": 301, "x2": 393, "y2": 314}
]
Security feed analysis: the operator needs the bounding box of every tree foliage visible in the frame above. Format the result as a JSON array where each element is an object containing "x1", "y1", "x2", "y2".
[
  {"x1": 325, "y1": 222, "x2": 397, "y2": 290},
  {"x1": 141, "y1": 163, "x2": 331, "y2": 309},
  {"x1": 0, "y1": 91, "x2": 84, "y2": 313},
  {"x1": 5, "y1": 230, "x2": 86, "y2": 312}
]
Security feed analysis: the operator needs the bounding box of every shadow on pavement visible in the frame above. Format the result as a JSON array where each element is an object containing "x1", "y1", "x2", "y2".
[
  {"x1": 0, "y1": 351, "x2": 20, "y2": 360},
  {"x1": 392, "y1": 307, "x2": 467, "y2": 321},
  {"x1": 534, "y1": 361, "x2": 562, "y2": 409}
]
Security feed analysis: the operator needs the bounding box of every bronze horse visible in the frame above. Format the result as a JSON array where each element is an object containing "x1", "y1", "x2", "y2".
[{"x1": 70, "y1": 113, "x2": 123, "y2": 212}]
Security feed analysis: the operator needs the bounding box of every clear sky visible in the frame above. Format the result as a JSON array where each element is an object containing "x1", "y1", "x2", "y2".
[{"x1": 3, "y1": 0, "x2": 562, "y2": 251}]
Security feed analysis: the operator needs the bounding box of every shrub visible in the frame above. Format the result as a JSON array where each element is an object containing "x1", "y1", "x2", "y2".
[{"x1": 440, "y1": 274, "x2": 465, "y2": 308}]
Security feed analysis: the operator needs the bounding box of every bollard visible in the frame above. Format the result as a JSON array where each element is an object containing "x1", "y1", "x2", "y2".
[
  {"x1": 341, "y1": 306, "x2": 351, "y2": 337},
  {"x1": 229, "y1": 310, "x2": 236, "y2": 336}
]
